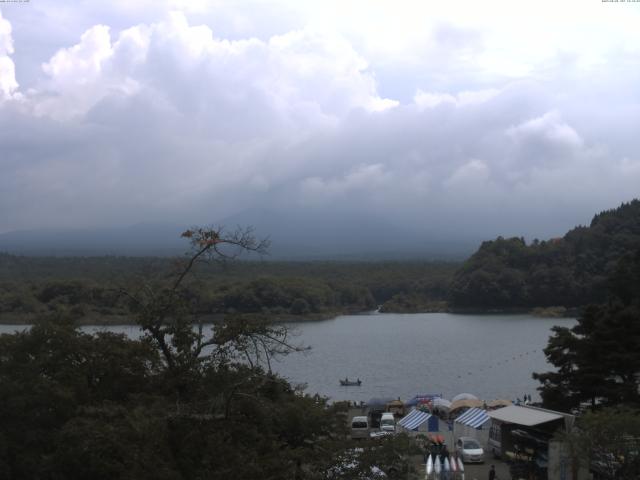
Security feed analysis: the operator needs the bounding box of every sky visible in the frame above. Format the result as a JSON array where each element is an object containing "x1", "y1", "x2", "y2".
[{"x1": 1, "y1": 0, "x2": 639, "y2": 243}]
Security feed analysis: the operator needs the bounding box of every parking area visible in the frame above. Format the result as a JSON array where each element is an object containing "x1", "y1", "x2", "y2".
[{"x1": 347, "y1": 406, "x2": 517, "y2": 479}]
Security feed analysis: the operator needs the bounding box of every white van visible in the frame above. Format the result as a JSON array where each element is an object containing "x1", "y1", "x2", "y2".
[
  {"x1": 380, "y1": 412, "x2": 396, "y2": 432},
  {"x1": 351, "y1": 416, "x2": 369, "y2": 439}
]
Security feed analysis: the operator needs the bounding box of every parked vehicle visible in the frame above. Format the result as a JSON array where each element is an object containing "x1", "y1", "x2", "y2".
[
  {"x1": 380, "y1": 413, "x2": 396, "y2": 432},
  {"x1": 455, "y1": 436, "x2": 484, "y2": 463},
  {"x1": 351, "y1": 416, "x2": 370, "y2": 439}
]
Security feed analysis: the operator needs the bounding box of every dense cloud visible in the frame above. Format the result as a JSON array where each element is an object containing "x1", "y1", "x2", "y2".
[
  {"x1": 0, "y1": 11, "x2": 18, "y2": 99},
  {"x1": 1, "y1": 2, "x2": 639, "y2": 244}
]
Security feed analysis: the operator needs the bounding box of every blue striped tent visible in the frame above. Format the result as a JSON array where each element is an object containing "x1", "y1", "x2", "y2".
[
  {"x1": 455, "y1": 408, "x2": 489, "y2": 429},
  {"x1": 453, "y1": 407, "x2": 490, "y2": 449},
  {"x1": 398, "y1": 408, "x2": 437, "y2": 432}
]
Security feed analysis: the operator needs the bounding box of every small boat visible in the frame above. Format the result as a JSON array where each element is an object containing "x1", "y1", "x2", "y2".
[{"x1": 339, "y1": 378, "x2": 362, "y2": 386}]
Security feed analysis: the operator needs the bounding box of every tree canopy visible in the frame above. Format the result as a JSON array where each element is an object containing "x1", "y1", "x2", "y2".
[
  {"x1": 533, "y1": 249, "x2": 640, "y2": 411},
  {"x1": 555, "y1": 407, "x2": 640, "y2": 480},
  {"x1": 449, "y1": 200, "x2": 640, "y2": 309},
  {"x1": 0, "y1": 252, "x2": 457, "y2": 323},
  {"x1": 0, "y1": 226, "x2": 415, "y2": 479}
]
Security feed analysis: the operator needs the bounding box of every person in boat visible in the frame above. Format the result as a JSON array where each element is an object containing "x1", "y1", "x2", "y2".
[{"x1": 356, "y1": 377, "x2": 360, "y2": 384}]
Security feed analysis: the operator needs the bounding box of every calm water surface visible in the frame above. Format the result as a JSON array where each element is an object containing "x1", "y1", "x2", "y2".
[
  {"x1": 0, "y1": 312, "x2": 573, "y2": 403},
  {"x1": 274, "y1": 312, "x2": 574, "y2": 403}
]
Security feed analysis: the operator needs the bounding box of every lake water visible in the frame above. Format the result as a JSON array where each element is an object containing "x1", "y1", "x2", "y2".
[
  {"x1": 0, "y1": 312, "x2": 573, "y2": 404},
  {"x1": 275, "y1": 312, "x2": 574, "y2": 403}
]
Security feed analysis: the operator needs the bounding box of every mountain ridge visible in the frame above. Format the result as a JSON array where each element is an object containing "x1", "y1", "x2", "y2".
[{"x1": 0, "y1": 209, "x2": 478, "y2": 260}]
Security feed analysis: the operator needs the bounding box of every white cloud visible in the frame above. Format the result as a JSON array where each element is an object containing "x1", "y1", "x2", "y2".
[
  {"x1": 299, "y1": 164, "x2": 389, "y2": 203},
  {"x1": 42, "y1": 25, "x2": 113, "y2": 83},
  {"x1": 0, "y1": 2, "x2": 639, "y2": 241},
  {"x1": 0, "y1": 10, "x2": 13, "y2": 56},
  {"x1": 38, "y1": 25, "x2": 116, "y2": 118},
  {"x1": 414, "y1": 88, "x2": 499, "y2": 109},
  {"x1": 22, "y1": 12, "x2": 396, "y2": 126},
  {"x1": 0, "y1": 10, "x2": 18, "y2": 99},
  {"x1": 444, "y1": 159, "x2": 490, "y2": 189},
  {"x1": 507, "y1": 111, "x2": 583, "y2": 150}
]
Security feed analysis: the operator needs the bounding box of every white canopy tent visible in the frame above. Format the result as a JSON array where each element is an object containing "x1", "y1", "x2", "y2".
[
  {"x1": 487, "y1": 405, "x2": 563, "y2": 426},
  {"x1": 431, "y1": 397, "x2": 452, "y2": 413},
  {"x1": 451, "y1": 393, "x2": 478, "y2": 403}
]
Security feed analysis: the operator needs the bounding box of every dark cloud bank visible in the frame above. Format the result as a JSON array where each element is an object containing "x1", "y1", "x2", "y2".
[{"x1": 0, "y1": 8, "x2": 638, "y2": 258}]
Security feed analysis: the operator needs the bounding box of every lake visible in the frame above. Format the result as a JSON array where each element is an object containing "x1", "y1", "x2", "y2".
[
  {"x1": 0, "y1": 312, "x2": 573, "y2": 404},
  {"x1": 275, "y1": 312, "x2": 574, "y2": 403}
]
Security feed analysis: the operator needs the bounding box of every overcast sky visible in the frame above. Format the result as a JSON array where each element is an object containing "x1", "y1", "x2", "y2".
[{"x1": 1, "y1": 0, "x2": 639, "y2": 240}]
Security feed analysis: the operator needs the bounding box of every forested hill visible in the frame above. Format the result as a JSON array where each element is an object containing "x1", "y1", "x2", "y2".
[
  {"x1": 0, "y1": 256, "x2": 456, "y2": 324},
  {"x1": 448, "y1": 199, "x2": 640, "y2": 310}
]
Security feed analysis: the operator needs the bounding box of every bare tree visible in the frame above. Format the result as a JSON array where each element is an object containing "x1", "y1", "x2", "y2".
[{"x1": 121, "y1": 226, "x2": 306, "y2": 376}]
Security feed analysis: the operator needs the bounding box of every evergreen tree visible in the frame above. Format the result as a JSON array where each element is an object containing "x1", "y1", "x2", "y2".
[
  {"x1": 533, "y1": 249, "x2": 640, "y2": 410},
  {"x1": 450, "y1": 200, "x2": 640, "y2": 309}
]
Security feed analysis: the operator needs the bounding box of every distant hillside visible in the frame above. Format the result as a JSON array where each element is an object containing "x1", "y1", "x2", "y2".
[
  {"x1": 0, "y1": 224, "x2": 187, "y2": 257},
  {"x1": 449, "y1": 199, "x2": 640, "y2": 309},
  {"x1": 0, "y1": 210, "x2": 478, "y2": 260}
]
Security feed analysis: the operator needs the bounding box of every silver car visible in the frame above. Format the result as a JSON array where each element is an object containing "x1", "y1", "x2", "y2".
[{"x1": 455, "y1": 437, "x2": 484, "y2": 463}]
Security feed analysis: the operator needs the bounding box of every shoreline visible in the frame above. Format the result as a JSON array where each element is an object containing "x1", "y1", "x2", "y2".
[
  {"x1": 0, "y1": 306, "x2": 578, "y2": 326},
  {"x1": 0, "y1": 308, "x2": 372, "y2": 326}
]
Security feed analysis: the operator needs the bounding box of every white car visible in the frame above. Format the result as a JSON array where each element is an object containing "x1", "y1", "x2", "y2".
[
  {"x1": 455, "y1": 437, "x2": 484, "y2": 463},
  {"x1": 379, "y1": 413, "x2": 396, "y2": 433}
]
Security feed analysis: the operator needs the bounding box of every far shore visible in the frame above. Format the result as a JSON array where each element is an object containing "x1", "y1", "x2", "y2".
[{"x1": 0, "y1": 305, "x2": 579, "y2": 326}]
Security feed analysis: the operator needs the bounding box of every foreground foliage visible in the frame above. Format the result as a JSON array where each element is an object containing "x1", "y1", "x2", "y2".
[
  {"x1": 0, "y1": 318, "x2": 354, "y2": 479},
  {"x1": 556, "y1": 408, "x2": 640, "y2": 480},
  {"x1": 0, "y1": 227, "x2": 415, "y2": 479}
]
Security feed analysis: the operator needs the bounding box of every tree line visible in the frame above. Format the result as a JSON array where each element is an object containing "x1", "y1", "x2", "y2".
[
  {"x1": 449, "y1": 200, "x2": 640, "y2": 310},
  {"x1": 4, "y1": 199, "x2": 640, "y2": 321},
  {"x1": 0, "y1": 253, "x2": 457, "y2": 323}
]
